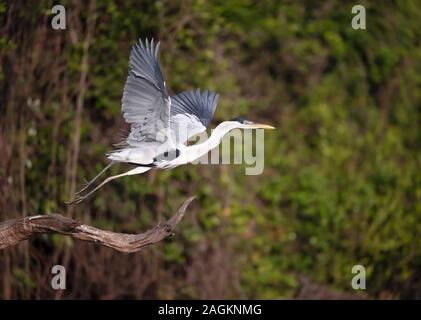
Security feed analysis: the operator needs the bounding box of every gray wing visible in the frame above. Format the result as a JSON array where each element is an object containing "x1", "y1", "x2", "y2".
[
  {"x1": 122, "y1": 38, "x2": 171, "y2": 147},
  {"x1": 170, "y1": 89, "x2": 219, "y2": 145}
]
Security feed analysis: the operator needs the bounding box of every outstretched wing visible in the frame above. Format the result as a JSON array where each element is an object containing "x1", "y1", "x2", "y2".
[
  {"x1": 170, "y1": 89, "x2": 219, "y2": 145},
  {"x1": 121, "y1": 38, "x2": 171, "y2": 147}
]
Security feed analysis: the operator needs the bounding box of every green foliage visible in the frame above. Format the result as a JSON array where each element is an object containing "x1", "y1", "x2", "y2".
[
  {"x1": 13, "y1": 268, "x2": 36, "y2": 289},
  {"x1": 1, "y1": 0, "x2": 420, "y2": 299}
]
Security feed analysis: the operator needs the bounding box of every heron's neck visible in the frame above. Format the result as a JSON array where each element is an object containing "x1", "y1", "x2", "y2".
[{"x1": 185, "y1": 122, "x2": 237, "y2": 159}]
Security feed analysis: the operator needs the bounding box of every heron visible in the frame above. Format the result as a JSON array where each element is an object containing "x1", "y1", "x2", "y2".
[{"x1": 68, "y1": 38, "x2": 274, "y2": 204}]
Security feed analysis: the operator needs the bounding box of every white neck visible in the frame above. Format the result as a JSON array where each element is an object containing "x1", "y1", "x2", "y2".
[{"x1": 178, "y1": 121, "x2": 240, "y2": 164}]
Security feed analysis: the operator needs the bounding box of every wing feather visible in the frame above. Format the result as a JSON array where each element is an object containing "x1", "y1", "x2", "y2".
[
  {"x1": 118, "y1": 38, "x2": 219, "y2": 157},
  {"x1": 170, "y1": 89, "x2": 219, "y2": 144},
  {"x1": 121, "y1": 38, "x2": 171, "y2": 147}
]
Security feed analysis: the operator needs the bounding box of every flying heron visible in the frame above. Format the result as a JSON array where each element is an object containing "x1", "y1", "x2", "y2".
[{"x1": 68, "y1": 38, "x2": 274, "y2": 204}]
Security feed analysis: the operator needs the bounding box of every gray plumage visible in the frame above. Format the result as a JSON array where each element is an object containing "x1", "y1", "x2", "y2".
[
  {"x1": 121, "y1": 38, "x2": 219, "y2": 151},
  {"x1": 170, "y1": 89, "x2": 219, "y2": 144}
]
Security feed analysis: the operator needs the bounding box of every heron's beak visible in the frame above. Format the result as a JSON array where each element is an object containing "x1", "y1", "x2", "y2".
[{"x1": 249, "y1": 123, "x2": 275, "y2": 130}]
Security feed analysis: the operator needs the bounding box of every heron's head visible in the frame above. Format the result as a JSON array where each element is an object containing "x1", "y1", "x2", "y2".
[{"x1": 228, "y1": 116, "x2": 275, "y2": 130}]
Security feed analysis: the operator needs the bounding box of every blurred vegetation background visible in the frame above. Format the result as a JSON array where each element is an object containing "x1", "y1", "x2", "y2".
[{"x1": 0, "y1": 0, "x2": 420, "y2": 299}]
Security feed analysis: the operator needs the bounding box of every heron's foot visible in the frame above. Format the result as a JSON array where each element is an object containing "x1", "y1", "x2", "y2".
[
  {"x1": 75, "y1": 178, "x2": 95, "y2": 195},
  {"x1": 65, "y1": 195, "x2": 87, "y2": 205},
  {"x1": 65, "y1": 165, "x2": 139, "y2": 206},
  {"x1": 66, "y1": 180, "x2": 96, "y2": 205},
  {"x1": 74, "y1": 161, "x2": 115, "y2": 196}
]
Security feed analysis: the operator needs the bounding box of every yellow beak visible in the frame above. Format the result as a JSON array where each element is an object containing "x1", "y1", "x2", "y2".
[{"x1": 250, "y1": 124, "x2": 275, "y2": 130}]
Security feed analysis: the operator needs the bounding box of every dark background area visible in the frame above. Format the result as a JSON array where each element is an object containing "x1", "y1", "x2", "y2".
[{"x1": 0, "y1": 0, "x2": 420, "y2": 299}]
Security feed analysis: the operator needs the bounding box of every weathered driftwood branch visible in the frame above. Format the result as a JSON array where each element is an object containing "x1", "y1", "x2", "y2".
[{"x1": 0, "y1": 196, "x2": 195, "y2": 253}]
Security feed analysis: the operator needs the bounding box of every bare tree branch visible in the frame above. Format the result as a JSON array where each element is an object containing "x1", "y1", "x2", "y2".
[{"x1": 0, "y1": 196, "x2": 195, "y2": 253}]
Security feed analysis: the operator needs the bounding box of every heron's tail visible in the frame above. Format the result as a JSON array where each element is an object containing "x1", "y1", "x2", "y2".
[
  {"x1": 106, "y1": 148, "x2": 155, "y2": 165},
  {"x1": 106, "y1": 149, "x2": 127, "y2": 162}
]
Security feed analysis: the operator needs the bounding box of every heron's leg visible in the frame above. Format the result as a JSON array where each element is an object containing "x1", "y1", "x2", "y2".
[
  {"x1": 76, "y1": 161, "x2": 115, "y2": 195},
  {"x1": 67, "y1": 166, "x2": 151, "y2": 205}
]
